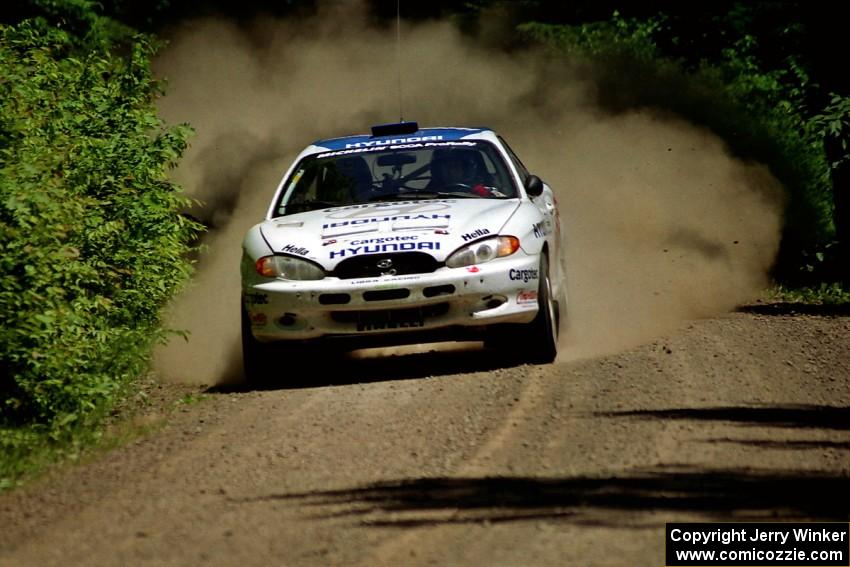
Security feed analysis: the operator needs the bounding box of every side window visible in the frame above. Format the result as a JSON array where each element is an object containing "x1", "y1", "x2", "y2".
[
  {"x1": 288, "y1": 167, "x2": 318, "y2": 203},
  {"x1": 276, "y1": 160, "x2": 319, "y2": 215},
  {"x1": 498, "y1": 136, "x2": 530, "y2": 183}
]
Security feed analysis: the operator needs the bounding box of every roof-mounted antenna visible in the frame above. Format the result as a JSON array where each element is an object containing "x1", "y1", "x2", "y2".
[{"x1": 396, "y1": 0, "x2": 403, "y2": 122}]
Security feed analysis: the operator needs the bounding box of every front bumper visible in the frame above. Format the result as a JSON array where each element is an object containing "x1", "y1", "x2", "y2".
[{"x1": 243, "y1": 253, "x2": 542, "y2": 342}]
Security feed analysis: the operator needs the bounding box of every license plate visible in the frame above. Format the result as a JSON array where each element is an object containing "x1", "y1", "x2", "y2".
[{"x1": 355, "y1": 308, "x2": 425, "y2": 332}]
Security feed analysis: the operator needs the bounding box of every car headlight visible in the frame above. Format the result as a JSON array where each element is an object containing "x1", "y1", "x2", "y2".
[
  {"x1": 446, "y1": 236, "x2": 520, "y2": 268},
  {"x1": 255, "y1": 255, "x2": 325, "y2": 280}
]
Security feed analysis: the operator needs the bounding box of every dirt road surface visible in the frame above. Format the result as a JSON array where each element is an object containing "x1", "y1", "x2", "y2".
[{"x1": 1, "y1": 303, "x2": 848, "y2": 566}]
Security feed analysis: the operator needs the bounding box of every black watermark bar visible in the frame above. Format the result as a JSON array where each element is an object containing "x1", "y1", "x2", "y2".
[{"x1": 666, "y1": 523, "x2": 849, "y2": 566}]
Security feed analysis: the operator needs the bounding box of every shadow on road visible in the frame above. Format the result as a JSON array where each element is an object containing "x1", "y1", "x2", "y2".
[
  {"x1": 598, "y1": 404, "x2": 850, "y2": 431},
  {"x1": 228, "y1": 404, "x2": 850, "y2": 526},
  {"x1": 600, "y1": 404, "x2": 850, "y2": 455},
  {"x1": 233, "y1": 466, "x2": 850, "y2": 527},
  {"x1": 705, "y1": 439, "x2": 850, "y2": 450},
  {"x1": 207, "y1": 345, "x2": 529, "y2": 393}
]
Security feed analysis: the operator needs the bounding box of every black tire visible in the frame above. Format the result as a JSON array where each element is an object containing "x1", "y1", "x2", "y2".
[
  {"x1": 241, "y1": 305, "x2": 274, "y2": 387},
  {"x1": 525, "y1": 255, "x2": 559, "y2": 364},
  {"x1": 483, "y1": 324, "x2": 516, "y2": 358},
  {"x1": 241, "y1": 306, "x2": 338, "y2": 387}
]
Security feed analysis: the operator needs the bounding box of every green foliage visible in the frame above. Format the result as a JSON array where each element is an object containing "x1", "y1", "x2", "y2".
[
  {"x1": 519, "y1": 10, "x2": 664, "y2": 62},
  {"x1": 11, "y1": 0, "x2": 135, "y2": 49},
  {"x1": 174, "y1": 393, "x2": 208, "y2": 407},
  {"x1": 0, "y1": 17, "x2": 202, "y2": 440},
  {"x1": 810, "y1": 93, "x2": 850, "y2": 168},
  {"x1": 519, "y1": 12, "x2": 838, "y2": 281},
  {"x1": 767, "y1": 282, "x2": 850, "y2": 305},
  {"x1": 0, "y1": 418, "x2": 101, "y2": 491}
]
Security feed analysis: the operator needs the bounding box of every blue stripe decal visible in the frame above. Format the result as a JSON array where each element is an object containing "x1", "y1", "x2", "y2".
[{"x1": 312, "y1": 127, "x2": 488, "y2": 151}]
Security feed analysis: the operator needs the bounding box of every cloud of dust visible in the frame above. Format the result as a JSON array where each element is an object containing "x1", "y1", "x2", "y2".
[{"x1": 152, "y1": 3, "x2": 783, "y2": 384}]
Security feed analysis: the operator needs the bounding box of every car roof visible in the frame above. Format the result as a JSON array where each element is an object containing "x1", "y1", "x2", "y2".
[{"x1": 311, "y1": 126, "x2": 493, "y2": 151}]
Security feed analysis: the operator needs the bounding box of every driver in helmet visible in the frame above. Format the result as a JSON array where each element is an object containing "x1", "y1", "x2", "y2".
[{"x1": 429, "y1": 149, "x2": 493, "y2": 197}]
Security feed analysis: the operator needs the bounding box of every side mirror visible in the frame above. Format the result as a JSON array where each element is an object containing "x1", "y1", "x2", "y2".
[{"x1": 524, "y1": 174, "x2": 544, "y2": 197}]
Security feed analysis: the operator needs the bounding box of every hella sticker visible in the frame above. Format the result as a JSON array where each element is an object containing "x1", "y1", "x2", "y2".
[
  {"x1": 281, "y1": 244, "x2": 309, "y2": 256},
  {"x1": 461, "y1": 228, "x2": 490, "y2": 242}
]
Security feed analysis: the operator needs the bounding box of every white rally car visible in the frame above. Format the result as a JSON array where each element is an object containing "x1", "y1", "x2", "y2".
[{"x1": 241, "y1": 122, "x2": 565, "y2": 382}]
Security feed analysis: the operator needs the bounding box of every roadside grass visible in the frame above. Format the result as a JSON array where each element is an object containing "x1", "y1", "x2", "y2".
[
  {"x1": 0, "y1": 420, "x2": 151, "y2": 492},
  {"x1": 0, "y1": 377, "x2": 206, "y2": 493},
  {"x1": 765, "y1": 282, "x2": 850, "y2": 305}
]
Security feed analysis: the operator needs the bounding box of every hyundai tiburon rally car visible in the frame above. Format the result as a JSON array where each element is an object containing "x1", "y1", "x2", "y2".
[{"x1": 241, "y1": 122, "x2": 565, "y2": 381}]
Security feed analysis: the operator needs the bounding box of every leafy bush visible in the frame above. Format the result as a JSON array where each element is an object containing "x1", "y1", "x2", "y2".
[
  {"x1": 767, "y1": 282, "x2": 850, "y2": 305},
  {"x1": 0, "y1": 17, "x2": 201, "y2": 436},
  {"x1": 519, "y1": 13, "x2": 837, "y2": 281}
]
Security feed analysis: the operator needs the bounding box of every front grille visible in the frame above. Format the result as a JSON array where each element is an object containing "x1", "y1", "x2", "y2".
[
  {"x1": 319, "y1": 293, "x2": 351, "y2": 305},
  {"x1": 333, "y1": 252, "x2": 441, "y2": 279},
  {"x1": 423, "y1": 284, "x2": 455, "y2": 298},
  {"x1": 363, "y1": 288, "x2": 410, "y2": 302}
]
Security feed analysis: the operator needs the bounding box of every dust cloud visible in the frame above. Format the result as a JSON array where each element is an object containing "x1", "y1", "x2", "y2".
[{"x1": 152, "y1": 3, "x2": 783, "y2": 383}]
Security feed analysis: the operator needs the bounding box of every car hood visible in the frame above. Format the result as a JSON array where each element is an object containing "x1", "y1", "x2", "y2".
[{"x1": 259, "y1": 198, "x2": 521, "y2": 268}]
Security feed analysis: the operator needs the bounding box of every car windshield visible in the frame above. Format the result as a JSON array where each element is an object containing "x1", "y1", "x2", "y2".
[{"x1": 274, "y1": 140, "x2": 517, "y2": 216}]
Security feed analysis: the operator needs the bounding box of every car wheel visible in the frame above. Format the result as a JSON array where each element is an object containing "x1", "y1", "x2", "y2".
[
  {"x1": 525, "y1": 254, "x2": 559, "y2": 363},
  {"x1": 241, "y1": 304, "x2": 274, "y2": 387}
]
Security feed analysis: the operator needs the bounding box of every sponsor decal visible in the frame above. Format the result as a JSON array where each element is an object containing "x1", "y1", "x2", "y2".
[
  {"x1": 317, "y1": 140, "x2": 475, "y2": 157},
  {"x1": 323, "y1": 214, "x2": 451, "y2": 230},
  {"x1": 466, "y1": 266, "x2": 480, "y2": 273},
  {"x1": 330, "y1": 241, "x2": 441, "y2": 259},
  {"x1": 322, "y1": 239, "x2": 337, "y2": 246},
  {"x1": 245, "y1": 292, "x2": 269, "y2": 305},
  {"x1": 326, "y1": 201, "x2": 452, "y2": 219},
  {"x1": 345, "y1": 135, "x2": 443, "y2": 149},
  {"x1": 435, "y1": 229, "x2": 449, "y2": 235},
  {"x1": 350, "y1": 235, "x2": 418, "y2": 245},
  {"x1": 461, "y1": 228, "x2": 490, "y2": 242},
  {"x1": 516, "y1": 290, "x2": 538, "y2": 305},
  {"x1": 322, "y1": 203, "x2": 453, "y2": 230},
  {"x1": 275, "y1": 221, "x2": 303, "y2": 228},
  {"x1": 509, "y1": 268, "x2": 539, "y2": 283},
  {"x1": 250, "y1": 312, "x2": 268, "y2": 326},
  {"x1": 532, "y1": 221, "x2": 546, "y2": 238},
  {"x1": 281, "y1": 244, "x2": 309, "y2": 256},
  {"x1": 357, "y1": 320, "x2": 424, "y2": 332}
]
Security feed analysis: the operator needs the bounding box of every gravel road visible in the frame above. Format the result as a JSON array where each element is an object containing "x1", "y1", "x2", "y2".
[{"x1": 1, "y1": 303, "x2": 848, "y2": 566}]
